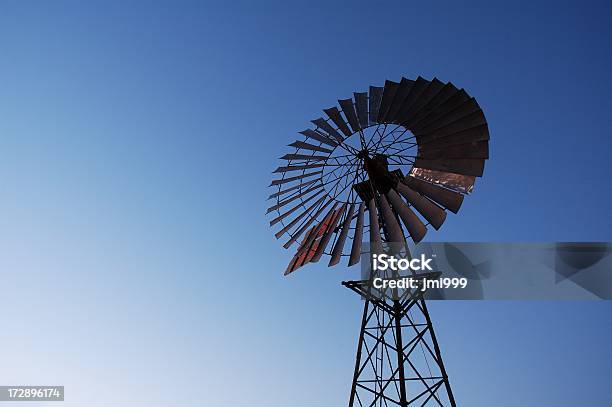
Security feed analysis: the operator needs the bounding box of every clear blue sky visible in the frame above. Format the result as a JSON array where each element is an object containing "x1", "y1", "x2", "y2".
[{"x1": 0, "y1": 1, "x2": 610, "y2": 406}]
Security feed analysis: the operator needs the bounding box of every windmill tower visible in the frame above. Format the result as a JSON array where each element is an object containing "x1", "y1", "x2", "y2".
[{"x1": 267, "y1": 76, "x2": 489, "y2": 406}]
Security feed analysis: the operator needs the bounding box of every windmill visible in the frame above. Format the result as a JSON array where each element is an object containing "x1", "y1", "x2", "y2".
[{"x1": 267, "y1": 76, "x2": 489, "y2": 406}]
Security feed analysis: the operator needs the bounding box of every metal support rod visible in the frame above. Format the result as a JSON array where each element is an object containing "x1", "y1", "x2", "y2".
[
  {"x1": 393, "y1": 300, "x2": 409, "y2": 406},
  {"x1": 349, "y1": 300, "x2": 370, "y2": 407},
  {"x1": 419, "y1": 299, "x2": 457, "y2": 407}
]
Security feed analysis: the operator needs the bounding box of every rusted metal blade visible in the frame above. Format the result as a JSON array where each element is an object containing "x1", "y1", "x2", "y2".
[
  {"x1": 288, "y1": 140, "x2": 333, "y2": 154},
  {"x1": 385, "y1": 189, "x2": 427, "y2": 243},
  {"x1": 324, "y1": 107, "x2": 352, "y2": 138},
  {"x1": 395, "y1": 183, "x2": 446, "y2": 230},
  {"x1": 339, "y1": 98, "x2": 361, "y2": 133},
  {"x1": 283, "y1": 198, "x2": 334, "y2": 249},
  {"x1": 311, "y1": 204, "x2": 347, "y2": 262},
  {"x1": 269, "y1": 170, "x2": 323, "y2": 186},
  {"x1": 329, "y1": 202, "x2": 356, "y2": 266},
  {"x1": 284, "y1": 202, "x2": 338, "y2": 275},
  {"x1": 348, "y1": 202, "x2": 365, "y2": 266},
  {"x1": 301, "y1": 203, "x2": 339, "y2": 251},
  {"x1": 403, "y1": 176, "x2": 464, "y2": 213},
  {"x1": 413, "y1": 158, "x2": 485, "y2": 177},
  {"x1": 272, "y1": 195, "x2": 326, "y2": 233},
  {"x1": 354, "y1": 92, "x2": 369, "y2": 128},
  {"x1": 410, "y1": 168, "x2": 476, "y2": 194}
]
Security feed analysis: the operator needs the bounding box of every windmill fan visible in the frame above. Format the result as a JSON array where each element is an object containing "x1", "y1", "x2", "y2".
[{"x1": 268, "y1": 76, "x2": 489, "y2": 275}]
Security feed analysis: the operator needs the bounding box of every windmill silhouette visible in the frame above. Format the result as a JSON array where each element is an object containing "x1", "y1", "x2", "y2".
[{"x1": 268, "y1": 76, "x2": 489, "y2": 406}]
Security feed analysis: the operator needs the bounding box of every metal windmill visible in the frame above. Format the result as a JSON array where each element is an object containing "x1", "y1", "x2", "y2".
[{"x1": 267, "y1": 76, "x2": 489, "y2": 406}]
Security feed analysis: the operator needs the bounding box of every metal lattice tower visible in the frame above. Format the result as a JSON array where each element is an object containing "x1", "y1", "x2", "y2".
[{"x1": 343, "y1": 279, "x2": 456, "y2": 407}]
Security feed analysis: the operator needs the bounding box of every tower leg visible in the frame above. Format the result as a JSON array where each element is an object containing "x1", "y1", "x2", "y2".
[
  {"x1": 419, "y1": 299, "x2": 456, "y2": 407},
  {"x1": 349, "y1": 300, "x2": 370, "y2": 407},
  {"x1": 393, "y1": 300, "x2": 409, "y2": 407}
]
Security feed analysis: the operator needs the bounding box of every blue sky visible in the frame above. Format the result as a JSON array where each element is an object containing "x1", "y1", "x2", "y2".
[{"x1": 0, "y1": 1, "x2": 611, "y2": 405}]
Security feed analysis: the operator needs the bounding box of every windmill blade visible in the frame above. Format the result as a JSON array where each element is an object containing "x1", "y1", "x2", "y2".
[
  {"x1": 283, "y1": 198, "x2": 334, "y2": 248},
  {"x1": 272, "y1": 195, "x2": 326, "y2": 233},
  {"x1": 299, "y1": 203, "x2": 339, "y2": 253},
  {"x1": 284, "y1": 252, "x2": 304, "y2": 276},
  {"x1": 329, "y1": 202, "x2": 356, "y2": 266},
  {"x1": 368, "y1": 198, "x2": 383, "y2": 252},
  {"x1": 348, "y1": 202, "x2": 366, "y2": 266},
  {"x1": 418, "y1": 141, "x2": 489, "y2": 159},
  {"x1": 385, "y1": 77, "x2": 415, "y2": 123},
  {"x1": 312, "y1": 118, "x2": 344, "y2": 142},
  {"x1": 394, "y1": 76, "x2": 430, "y2": 123},
  {"x1": 410, "y1": 167, "x2": 476, "y2": 194},
  {"x1": 411, "y1": 89, "x2": 470, "y2": 132},
  {"x1": 324, "y1": 107, "x2": 353, "y2": 138},
  {"x1": 311, "y1": 204, "x2": 347, "y2": 262},
  {"x1": 403, "y1": 176, "x2": 464, "y2": 213},
  {"x1": 385, "y1": 189, "x2": 427, "y2": 243},
  {"x1": 280, "y1": 153, "x2": 328, "y2": 161},
  {"x1": 268, "y1": 178, "x2": 320, "y2": 200},
  {"x1": 292, "y1": 203, "x2": 340, "y2": 272},
  {"x1": 414, "y1": 98, "x2": 480, "y2": 136},
  {"x1": 413, "y1": 158, "x2": 485, "y2": 177},
  {"x1": 270, "y1": 170, "x2": 323, "y2": 186},
  {"x1": 404, "y1": 82, "x2": 459, "y2": 128},
  {"x1": 419, "y1": 124, "x2": 489, "y2": 149},
  {"x1": 299, "y1": 129, "x2": 338, "y2": 147},
  {"x1": 288, "y1": 140, "x2": 333, "y2": 154},
  {"x1": 369, "y1": 86, "x2": 384, "y2": 124},
  {"x1": 396, "y1": 78, "x2": 445, "y2": 125},
  {"x1": 285, "y1": 204, "x2": 338, "y2": 275},
  {"x1": 273, "y1": 163, "x2": 325, "y2": 173},
  {"x1": 354, "y1": 92, "x2": 369, "y2": 129},
  {"x1": 378, "y1": 194, "x2": 405, "y2": 243},
  {"x1": 418, "y1": 110, "x2": 487, "y2": 145},
  {"x1": 377, "y1": 80, "x2": 399, "y2": 123},
  {"x1": 395, "y1": 183, "x2": 446, "y2": 230},
  {"x1": 266, "y1": 184, "x2": 323, "y2": 213},
  {"x1": 339, "y1": 98, "x2": 361, "y2": 132}
]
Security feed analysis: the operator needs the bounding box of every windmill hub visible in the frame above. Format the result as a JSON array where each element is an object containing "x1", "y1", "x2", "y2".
[
  {"x1": 362, "y1": 153, "x2": 397, "y2": 194},
  {"x1": 356, "y1": 148, "x2": 370, "y2": 160}
]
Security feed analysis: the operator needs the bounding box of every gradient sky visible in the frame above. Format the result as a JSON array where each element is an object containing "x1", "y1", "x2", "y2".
[{"x1": 0, "y1": 1, "x2": 611, "y2": 406}]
